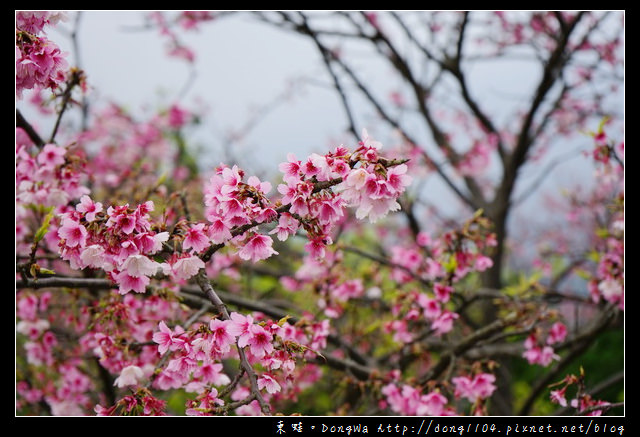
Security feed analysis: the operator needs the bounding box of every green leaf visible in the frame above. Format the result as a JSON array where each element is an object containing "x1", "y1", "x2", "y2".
[
  {"x1": 156, "y1": 172, "x2": 168, "y2": 187},
  {"x1": 597, "y1": 116, "x2": 610, "y2": 133},
  {"x1": 34, "y1": 209, "x2": 55, "y2": 244},
  {"x1": 278, "y1": 315, "x2": 292, "y2": 327},
  {"x1": 444, "y1": 254, "x2": 458, "y2": 273},
  {"x1": 39, "y1": 267, "x2": 56, "y2": 275}
]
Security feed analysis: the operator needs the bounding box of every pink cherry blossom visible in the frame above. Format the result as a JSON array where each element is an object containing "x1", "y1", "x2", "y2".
[
  {"x1": 37, "y1": 143, "x2": 66, "y2": 167},
  {"x1": 269, "y1": 212, "x2": 299, "y2": 242},
  {"x1": 385, "y1": 320, "x2": 414, "y2": 344},
  {"x1": 523, "y1": 344, "x2": 559, "y2": 367},
  {"x1": 106, "y1": 205, "x2": 137, "y2": 234},
  {"x1": 57, "y1": 218, "x2": 87, "y2": 248},
  {"x1": 16, "y1": 319, "x2": 50, "y2": 339},
  {"x1": 385, "y1": 164, "x2": 412, "y2": 195},
  {"x1": 359, "y1": 128, "x2": 383, "y2": 150},
  {"x1": 16, "y1": 293, "x2": 38, "y2": 320},
  {"x1": 452, "y1": 373, "x2": 497, "y2": 403},
  {"x1": 209, "y1": 319, "x2": 236, "y2": 354},
  {"x1": 474, "y1": 255, "x2": 494, "y2": 272},
  {"x1": 332, "y1": 279, "x2": 364, "y2": 302},
  {"x1": 417, "y1": 391, "x2": 449, "y2": 416},
  {"x1": 168, "y1": 45, "x2": 195, "y2": 63},
  {"x1": 193, "y1": 363, "x2": 231, "y2": 387},
  {"x1": 171, "y1": 255, "x2": 205, "y2": 281},
  {"x1": 289, "y1": 194, "x2": 310, "y2": 217},
  {"x1": 434, "y1": 283, "x2": 453, "y2": 303},
  {"x1": 550, "y1": 387, "x2": 568, "y2": 407},
  {"x1": 166, "y1": 103, "x2": 191, "y2": 129},
  {"x1": 153, "y1": 369, "x2": 185, "y2": 390},
  {"x1": 247, "y1": 175, "x2": 272, "y2": 195},
  {"x1": 417, "y1": 294, "x2": 442, "y2": 320},
  {"x1": 16, "y1": 32, "x2": 69, "y2": 98},
  {"x1": 598, "y1": 278, "x2": 623, "y2": 303},
  {"x1": 150, "y1": 232, "x2": 170, "y2": 254},
  {"x1": 312, "y1": 195, "x2": 344, "y2": 225},
  {"x1": 300, "y1": 156, "x2": 321, "y2": 179},
  {"x1": 18, "y1": 11, "x2": 67, "y2": 33},
  {"x1": 114, "y1": 271, "x2": 150, "y2": 295},
  {"x1": 207, "y1": 218, "x2": 232, "y2": 244},
  {"x1": 228, "y1": 312, "x2": 253, "y2": 342},
  {"x1": 113, "y1": 365, "x2": 145, "y2": 388},
  {"x1": 258, "y1": 374, "x2": 281, "y2": 394},
  {"x1": 152, "y1": 321, "x2": 186, "y2": 355},
  {"x1": 355, "y1": 195, "x2": 401, "y2": 223},
  {"x1": 80, "y1": 244, "x2": 113, "y2": 272},
  {"x1": 121, "y1": 254, "x2": 161, "y2": 278},
  {"x1": 382, "y1": 383, "x2": 451, "y2": 416},
  {"x1": 220, "y1": 165, "x2": 243, "y2": 193},
  {"x1": 76, "y1": 195, "x2": 103, "y2": 222},
  {"x1": 182, "y1": 223, "x2": 210, "y2": 253},
  {"x1": 166, "y1": 355, "x2": 198, "y2": 375},
  {"x1": 243, "y1": 324, "x2": 274, "y2": 359},
  {"x1": 304, "y1": 237, "x2": 327, "y2": 260},
  {"x1": 237, "y1": 233, "x2": 278, "y2": 262},
  {"x1": 546, "y1": 322, "x2": 568, "y2": 345},
  {"x1": 431, "y1": 310, "x2": 459, "y2": 336}
]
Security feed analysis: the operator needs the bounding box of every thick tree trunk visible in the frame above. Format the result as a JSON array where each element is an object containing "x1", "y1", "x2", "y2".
[{"x1": 482, "y1": 206, "x2": 514, "y2": 415}]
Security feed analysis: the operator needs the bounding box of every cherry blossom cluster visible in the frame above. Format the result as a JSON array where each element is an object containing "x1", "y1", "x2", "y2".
[
  {"x1": 278, "y1": 248, "x2": 361, "y2": 319},
  {"x1": 80, "y1": 293, "x2": 190, "y2": 374},
  {"x1": 17, "y1": 284, "x2": 192, "y2": 415},
  {"x1": 380, "y1": 370, "x2": 497, "y2": 416},
  {"x1": 16, "y1": 11, "x2": 69, "y2": 98},
  {"x1": 381, "y1": 213, "x2": 496, "y2": 341},
  {"x1": 391, "y1": 216, "x2": 496, "y2": 284},
  {"x1": 16, "y1": 132, "x2": 89, "y2": 258},
  {"x1": 16, "y1": 291, "x2": 97, "y2": 415},
  {"x1": 95, "y1": 388, "x2": 167, "y2": 416},
  {"x1": 73, "y1": 102, "x2": 197, "y2": 191},
  {"x1": 549, "y1": 369, "x2": 612, "y2": 416},
  {"x1": 15, "y1": 137, "x2": 88, "y2": 209},
  {"x1": 451, "y1": 372, "x2": 497, "y2": 405},
  {"x1": 56, "y1": 196, "x2": 212, "y2": 294},
  {"x1": 585, "y1": 127, "x2": 624, "y2": 310},
  {"x1": 456, "y1": 133, "x2": 499, "y2": 177},
  {"x1": 147, "y1": 11, "x2": 216, "y2": 63},
  {"x1": 148, "y1": 312, "x2": 329, "y2": 415},
  {"x1": 522, "y1": 321, "x2": 567, "y2": 367},
  {"x1": 203, "y1": 129, "x2": 412, "y2": 263},
  {"x1": 278, "y1": 208, "x2": 495, "y2": 334},
  {"x1": 381, "y1": 383, "x2": 453, "y2": 416}
]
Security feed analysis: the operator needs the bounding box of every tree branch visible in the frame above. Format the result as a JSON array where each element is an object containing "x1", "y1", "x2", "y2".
[
  {"x1": 518, "y1": 303, "x2": 620, "y2": 415},
  {"x1": 265, "y1": 11, "x2": 479, "y2": 211},
  {"x1": 194, "y1": 269, "x2": 272, "y2": 415},
  {"x1": 49, "y1": 68, "x2": 84, "y2": 144},
  {"x1": 16, "y1": 109, "x2": 46, "y2": 148},
  {"x1": 496, "y1": 12, "x2": 586, "y2": 213},
  {"x1": 419, "y1": 311, "x2": 520, "y2": 384}
]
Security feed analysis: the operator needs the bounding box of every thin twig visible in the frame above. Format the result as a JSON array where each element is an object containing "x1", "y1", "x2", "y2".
[
  {"x1": 195, "y1": 270, "x2": 272, "y2": 415},
  {"x1": 49, "y1": 68, "x2": 83, "y2": 143}
]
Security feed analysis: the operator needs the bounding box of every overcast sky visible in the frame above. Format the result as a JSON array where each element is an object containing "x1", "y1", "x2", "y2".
[
  {"x1": 37, "y1": 11, "x2": 352, "y2": 174},
  {"x1": 18, "y1": 11, "x2": 623, "y2": 226}
]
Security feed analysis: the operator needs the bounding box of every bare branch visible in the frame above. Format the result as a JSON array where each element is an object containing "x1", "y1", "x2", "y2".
[
  {"x1": 16, "y1": 109, "x2": 46, "y2": 148},
  {"x1": 420, "y1": 311, "x2": 520, "y2": 384},
  {"x1": 497, "y1": 12, "x2": 587, "y2": 211}
]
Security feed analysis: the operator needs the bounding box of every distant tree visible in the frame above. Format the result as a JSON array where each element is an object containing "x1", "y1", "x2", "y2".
[{"x1": 16, "y1": 11, "x2": 623, "y2": 417}]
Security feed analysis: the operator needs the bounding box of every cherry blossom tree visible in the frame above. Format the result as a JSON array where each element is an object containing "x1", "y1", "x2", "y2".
[{"x1": 16, "y1": 11, "x2": 623, "y2": 417}]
